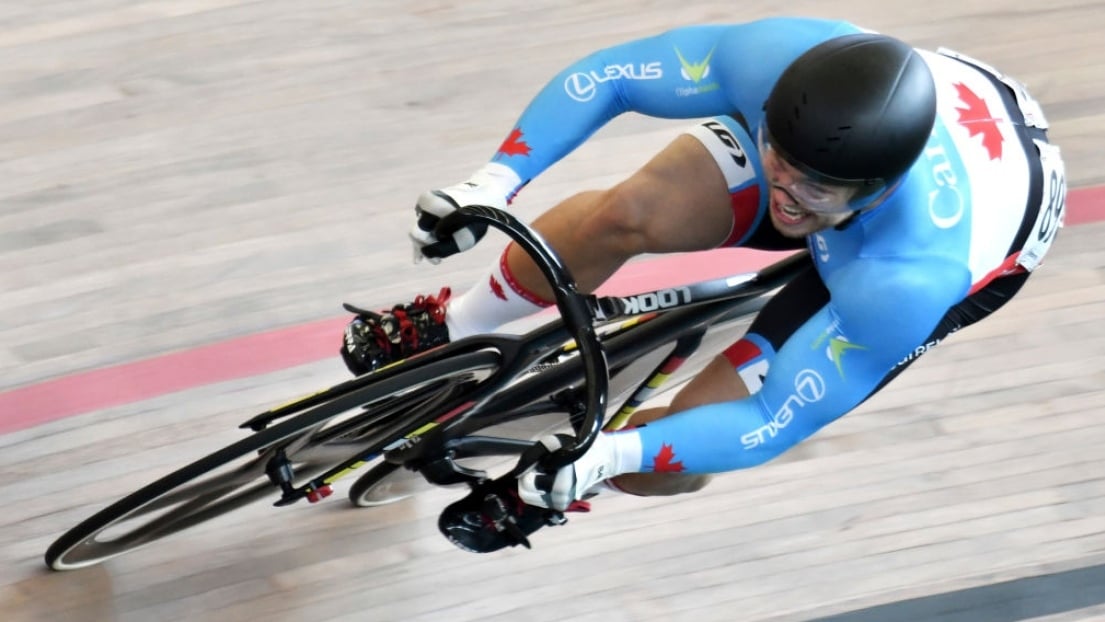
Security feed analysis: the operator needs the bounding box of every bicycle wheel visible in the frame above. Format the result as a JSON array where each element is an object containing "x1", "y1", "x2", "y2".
[{"x1": 45, "y1": 350, "x2": 500, "y2": 570}]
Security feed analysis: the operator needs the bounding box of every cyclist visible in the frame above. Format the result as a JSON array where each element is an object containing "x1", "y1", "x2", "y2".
[{"x1": 341, "y1": 17, "x2": 1066, "y2": 547}]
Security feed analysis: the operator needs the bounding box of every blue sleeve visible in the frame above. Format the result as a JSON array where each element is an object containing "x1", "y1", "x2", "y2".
[
  {"x1": 630, "y1": 258, "x2": 970, "y2": 474},
  {"x1": 490, "y1": 18, "x2": 861, "y2": 195}
]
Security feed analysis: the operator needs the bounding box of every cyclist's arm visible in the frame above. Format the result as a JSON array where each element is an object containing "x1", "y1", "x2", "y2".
[
  {"x1": 489, "y1": 17, "x2": 859, "y2": 199},
  {"x1": 623, "y1": 257, "x2": 969, "y2": 473}
]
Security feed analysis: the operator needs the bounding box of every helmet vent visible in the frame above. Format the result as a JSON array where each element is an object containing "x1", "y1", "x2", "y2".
[{"x1": 764, "y1": 33, "x2": 937, "y2": 183}]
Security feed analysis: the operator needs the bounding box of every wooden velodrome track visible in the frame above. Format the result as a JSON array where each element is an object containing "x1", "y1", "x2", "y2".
[{"x1": 3, "y1": 1, "x2": 1105, "y2": 620}]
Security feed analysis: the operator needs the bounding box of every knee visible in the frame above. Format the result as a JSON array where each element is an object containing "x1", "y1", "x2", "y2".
[
  {"x1": 670, "y1": 473, "x2": 712, "y2": 494},
  {"x1": 612, "y1": 472, "x2": 712, "y2": 496}
]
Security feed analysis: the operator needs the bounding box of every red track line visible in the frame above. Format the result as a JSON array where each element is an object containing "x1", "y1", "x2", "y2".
[{"x1": 1, "y1": 187, "x2": 1101, "y2": 435}]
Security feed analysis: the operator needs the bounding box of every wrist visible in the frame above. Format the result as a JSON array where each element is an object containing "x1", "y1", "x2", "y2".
[
  {"x1": 468, "y1": 162, "x2": 523, "y2": 203},
  {"x1": 606, "y1": 430, "x2": 644, "y2": 477}
]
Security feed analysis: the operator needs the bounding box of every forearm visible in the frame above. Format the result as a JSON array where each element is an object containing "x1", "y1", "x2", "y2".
[{"x1": 611, "y1": 396, "x2": 822, "y2": 475}]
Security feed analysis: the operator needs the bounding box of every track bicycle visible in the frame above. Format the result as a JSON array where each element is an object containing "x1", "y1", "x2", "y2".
[{"x1": 45, "y1": 206, "x2": 811, "y2": 569}]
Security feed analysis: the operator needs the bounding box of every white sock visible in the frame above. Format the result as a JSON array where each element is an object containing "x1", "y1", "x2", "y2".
[{"x1": 445, "y1": 244, "x2": 552, "y2": 339}]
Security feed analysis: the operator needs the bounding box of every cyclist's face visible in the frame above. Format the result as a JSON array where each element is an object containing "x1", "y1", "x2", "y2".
[
  {"x1": 762, "y1": 145, "x2": 856, "y2": 238},
  {"x1": 760, "y1": 137, "x2": 861, "y2": 237}
]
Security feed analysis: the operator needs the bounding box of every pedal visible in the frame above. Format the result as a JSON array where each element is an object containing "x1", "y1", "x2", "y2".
[
  {"x1": 437, "y1": 476, "x2": 568, "y2": 554},
  {"x1": 306, "y1": 485, "x2": 334, "y2": 504}
]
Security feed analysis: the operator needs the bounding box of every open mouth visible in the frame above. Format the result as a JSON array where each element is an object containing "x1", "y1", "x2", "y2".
[{"x1": 772, "y1": 201, "x2": 811, "y2": 226}]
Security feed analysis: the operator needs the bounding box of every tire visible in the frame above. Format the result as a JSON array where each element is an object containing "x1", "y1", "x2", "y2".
[
  {"x1": 45, "y1": 351, "x2": 500, "y2": 570},
  {"x1": 348, "y1": 461, "x2": 422, "y2": 506}
]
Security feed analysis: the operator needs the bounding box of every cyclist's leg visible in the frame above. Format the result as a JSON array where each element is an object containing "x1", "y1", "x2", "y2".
[
  {"x1": 506, "y1": 133, "x2": 736, "y2": 295},
  {"x1": 447, "y1": 128, "x2": 740, "y2": 338}
]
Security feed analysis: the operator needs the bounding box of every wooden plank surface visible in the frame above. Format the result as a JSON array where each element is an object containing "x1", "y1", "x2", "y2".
[{"x1": 2, "y1": 1, "x2": 1105, "y2": 621}]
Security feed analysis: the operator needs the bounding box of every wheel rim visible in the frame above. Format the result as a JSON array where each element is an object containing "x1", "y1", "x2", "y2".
[
  {"x1": 52, "y1": 438, "x2": 331, "y2": 569},
  {"x1": 49, "y1": 354, "x2": 500, "y2": 569}
]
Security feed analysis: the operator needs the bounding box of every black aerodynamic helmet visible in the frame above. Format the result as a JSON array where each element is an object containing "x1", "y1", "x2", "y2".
[{"x1": 763, "y1": 33, "x2": 938, "y2": 194}]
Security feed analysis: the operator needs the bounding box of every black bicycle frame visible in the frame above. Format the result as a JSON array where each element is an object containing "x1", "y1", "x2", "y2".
[{"x1": 276, "y1": 206, "x2": 812, "y2": 501}]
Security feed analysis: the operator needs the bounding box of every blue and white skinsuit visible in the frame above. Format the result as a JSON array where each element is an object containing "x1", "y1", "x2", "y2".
[{"x1": 478, "y1": 17, "x2": 1066, "y2": 475}]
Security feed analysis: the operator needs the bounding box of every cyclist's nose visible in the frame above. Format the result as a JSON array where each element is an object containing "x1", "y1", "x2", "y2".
[
  {"x1": 763, "y1": 150, "x2": 795, "y2": 187},
  {"x1": 769, "y1": 185, "x2": 792, "y2": 208}
]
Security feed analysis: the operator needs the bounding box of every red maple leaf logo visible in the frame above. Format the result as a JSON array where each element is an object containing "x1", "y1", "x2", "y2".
[
  {"x1": 651, "y1": 443, "x2": 685, "y2": 473},
  {"x1": 488, "y1": 275, "x2": 507, "y2": 301},
  {"x1": 496, "y1": 127, "x2": 532, "y2": 158},
  {"x1": 954, "y1": 82, "x2": 1004, "y2": 160}
]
